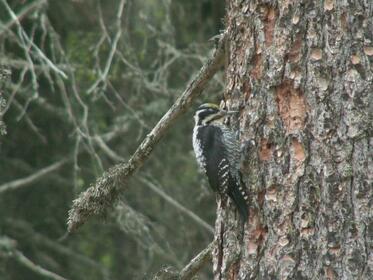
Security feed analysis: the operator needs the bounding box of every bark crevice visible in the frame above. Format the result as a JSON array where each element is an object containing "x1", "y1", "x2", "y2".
[{"x1": 214, "y1": 1, "x2": 371, "y2": 279}]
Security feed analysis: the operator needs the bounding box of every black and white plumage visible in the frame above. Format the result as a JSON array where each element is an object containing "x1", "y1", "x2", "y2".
[{"x1": 192, "y1": 103, "x2": 249, "y2": 220}]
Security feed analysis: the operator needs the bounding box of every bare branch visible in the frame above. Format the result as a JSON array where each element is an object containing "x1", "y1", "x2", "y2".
[
  {"x1": 67, "y1": 32, "x2": 227, "y2": 232},
  {"x1": 140, "y1": 177, "x2": 214, "y2": 234},
  {"x1": 152, "y1": 242, "x2": 214, "y2": 280},
  {"x1": 0, "y1": 158, "x2": 69, "y2": 194},
  {"x1": 114, "y1": 201, "x2": 183, "y2": 267},
  {"x1": 0, "y1": 0, "x2": 46, "y2": 35},
  {"x1": 0, "y1": 236, "x2": 69, "y2": 280},
  {"x1": 87, "y1": 0, "x2": 126, "y2": 94},
  {"x1": 1, "y1": 58, "x2": 70, "y2": 72},
  {"x1": 179, "y1": 241, "x2": 214, "y2": 280},
  {"x1": 13, "y1": 250, "x2": 69, "y2": 280},
  {"x1": 4, "y1": 96, "x2": 47, "y2": 143},
  {"x1": 5, "y1": 220, "x2": 110, "y2": 279},
  {"x1": 93, "y1": 135, "x2": 125, "y2": 162},
  {"x1": 1, "y1": 0, "x2": 67, "y2": 79}
]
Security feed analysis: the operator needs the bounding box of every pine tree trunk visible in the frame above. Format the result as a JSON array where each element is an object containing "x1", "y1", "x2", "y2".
[{"x1": 213, "y1": 1, "x2": 372, "y2": 279}]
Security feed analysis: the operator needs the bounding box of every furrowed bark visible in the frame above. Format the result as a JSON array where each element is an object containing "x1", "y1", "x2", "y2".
[{"x1": 213, "y1": 1, "x2": 372, "y2": 279}]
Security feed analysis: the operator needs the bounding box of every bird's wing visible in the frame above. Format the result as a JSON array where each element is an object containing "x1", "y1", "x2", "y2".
[
  {"x1": 195, "y1": 125, "x2": 227, "y2": 192},
  {"x1": 196, "y1": 125, "x2": 248, "y2": 219}
]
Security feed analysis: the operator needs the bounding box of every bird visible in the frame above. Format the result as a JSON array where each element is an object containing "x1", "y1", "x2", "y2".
[{"x1": 192, "y1": 103, "x2": 249, "y2": 221}]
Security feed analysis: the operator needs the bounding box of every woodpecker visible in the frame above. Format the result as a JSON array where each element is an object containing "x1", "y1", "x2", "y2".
[{"x1": 192, "y1": 103, "x2": 249, "y2": 221}]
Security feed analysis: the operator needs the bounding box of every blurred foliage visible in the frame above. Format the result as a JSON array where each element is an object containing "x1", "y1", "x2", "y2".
[{"x1": 0, "y1": 0, "x2": 224, "y2": 279}]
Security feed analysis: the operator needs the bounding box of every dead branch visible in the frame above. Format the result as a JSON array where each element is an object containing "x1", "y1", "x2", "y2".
[
  {"x1": 5, "y1": 220, "x2": 110, "y2": 279},
  {"x1": 87, "y1": 0, "x2": 126, "y2": 94},
  {"x1": 151, "y1": 241, "x2": 214, "y2": 280},
  {"x1": 0, "y1": 236, "x2": 69, "y2": 280},
  {"x1": 0, "y1": 0, "x2": 46, "y2": 35},
  {"x1": 13, "y1": 250, "x2": 69, "y2": 280},
  {"x1": 0, "y1": 158, "x2": 69, "y2": 194},
  {"x1": 179, "y1": 241, "x2": 214, "y2": 280},
  {"x1": 0, "y1": 116, "x2": 129, "y2": 194},
  {"x1": 114, "y1": 201, "x2": 183, "y2": 267},
  {"x1": 67, "y1": 32, "x2": 227, "y2": 232},
  {"x1": 140, "y1": 177, "x2": 214, "y2": 234},
  {"x1": 1, "y1": 0, "x2": 67, "y2": 79}
]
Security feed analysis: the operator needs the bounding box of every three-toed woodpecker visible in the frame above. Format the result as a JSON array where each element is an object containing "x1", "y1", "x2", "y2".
[{"x1": 192, "y1": 103, "x2": 249, "y2": 220}]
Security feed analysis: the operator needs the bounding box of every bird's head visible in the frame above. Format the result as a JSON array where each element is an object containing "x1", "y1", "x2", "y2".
[{"x1": 194, "y1": 103, "x2": 237, "y2": 126}]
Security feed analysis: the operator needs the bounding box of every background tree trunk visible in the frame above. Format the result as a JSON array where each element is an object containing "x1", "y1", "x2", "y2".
[{"x1": 214, "y1": 1, "x2": 372, "y2": 279}]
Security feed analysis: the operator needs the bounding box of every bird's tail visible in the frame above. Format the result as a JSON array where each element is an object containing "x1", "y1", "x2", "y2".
[{"x1": 228, "y1": 176, "x2": 249, "y2": 221}]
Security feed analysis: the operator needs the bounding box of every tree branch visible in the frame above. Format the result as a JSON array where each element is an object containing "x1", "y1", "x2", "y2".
[
  {"x1": 1, "y1": 0, "x2": 67, "y2": 79},
  {"x1": 0, "y1": 158, "x2": 69, "y2": 194},
  {"x1": 0, "y1": 0, "x2": 46, "y2": 36},
  {"x1": 179, "y1": 241, "x2": 214, "y2": 280},
  {"x1": 87, "y1": 0, "x2": 126, "y2": 94},
  {"x1": 5, "y1": 220, "x2": 110, "y2": 279},
  {"x1": 67, "y1": 32, "x2": 227, "y2": 232},
  {"x1": 140, "y1": 177, "x2": 214, "y2": 234},
  {"x1": 152, "y1": 241, "x2": 214, "y2": 280},
  {"x1": 0, "y1": 236, "x2": 69, "y2": 280},
  {"x1": 13, "y1": 250, "x2": 69, "y2": 280}
]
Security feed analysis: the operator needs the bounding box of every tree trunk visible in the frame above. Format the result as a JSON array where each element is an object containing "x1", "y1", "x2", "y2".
[{"x1": 213, "y1": 1, "x2": 372, "y2": 279}]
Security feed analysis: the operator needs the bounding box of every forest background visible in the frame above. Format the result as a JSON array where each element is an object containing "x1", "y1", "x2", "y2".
[{"x1": 0, "y1": 0, "x2": 224, "y2": 279}]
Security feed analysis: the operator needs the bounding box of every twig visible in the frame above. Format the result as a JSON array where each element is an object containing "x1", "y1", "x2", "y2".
[
  {"x1": 94, "y1": 135, "x2": 125, "y2": 162},
  {"x1": 1, "y1": 58, "x2": 70, "y2": 72},
  {"x1": 5, "y1": 220, "x2": 110, "y2": 279},
  {"x1": 179, "y1": 241, "x2": 214, "y2": 280},
  {"x1": 0, "y1": 236, "x2": 69, "y2": 280},
  {"x1": 152, "y1": 242, "x2": 214, "y2": 280},
  {"x1": 114, "y1": 201, "x2": 183, "y2": 267},
  {"x1": 13, "y1": 250, "x2": 69, "y2": 280},
  {"x1": 14, "y1": 250, "x2": 67, "y2": 280},
  {"x1": 0, "y1": 158, "x2": 69, "y2": 194},
  {"x1": 87, "y1": 0, "x2": 126, "y2": 94},
  {"x1": 1, "y1": 0, "x2": 67, "y2": 79},
  {"x1": 0, "y1": 0, "x2": 46, "y2": 35},
  {"x1": 67, "y1": 31, "x2": 227, "y2": 232},
  {"x1": 6, "y1": 97, "x2": 47, "y2": 143},
  {"x1": 140, "y1": 177, "x2": 214, "y2": 234},
  {"x1": 0, "y1": 120, "x2": 129, "y2": 195}
]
